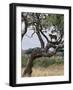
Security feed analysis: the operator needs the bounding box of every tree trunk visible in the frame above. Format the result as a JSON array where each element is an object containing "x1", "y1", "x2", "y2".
[
  {"x1": 22, "y1": 47, "x2": 56, "y2": 77},
  {"x1": 22, "y1": 23, "x2": 28, "y2": 39},
  {"x1": 22, "y1": 48, "x2": 43, "y2": 76},
  {"x1": 22, "y1": 15, "x2": 28, "y2": 39}
]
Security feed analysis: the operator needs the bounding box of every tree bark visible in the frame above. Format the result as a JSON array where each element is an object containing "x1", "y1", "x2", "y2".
[
  {"x1": 36, "y1": 31, "x2": 44, "y2": 48},
  {"x1": 22, "y1": 22, "x2": 28, "y2": 39},
  {"x1": 40, "y1": 30, "x2": 49, "y2": 43}
]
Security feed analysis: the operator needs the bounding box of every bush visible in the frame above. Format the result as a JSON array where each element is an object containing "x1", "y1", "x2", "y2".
[{"x1": 21, "y1": 54, "x2": 64, "y2": 68}]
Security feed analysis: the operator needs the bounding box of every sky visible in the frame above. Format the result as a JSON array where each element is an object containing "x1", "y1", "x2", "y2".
[{"x1": 21, "y1": 28, "x2": 49, "y2": 50}]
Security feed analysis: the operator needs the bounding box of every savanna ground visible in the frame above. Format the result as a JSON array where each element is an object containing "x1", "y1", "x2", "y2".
[{"x1": 21, "y1": 54, "x2": 64, "y2": 77}]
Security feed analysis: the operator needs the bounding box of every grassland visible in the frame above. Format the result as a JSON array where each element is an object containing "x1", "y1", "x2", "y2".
[{"x1": 21, "y1": 54, "x2": 64, "y2": 77}]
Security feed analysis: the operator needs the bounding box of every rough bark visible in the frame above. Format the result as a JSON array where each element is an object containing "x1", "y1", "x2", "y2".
[
  {"x1": 36, "y1": 31, "x2": 44, "y2": 48},
  {"x1": 40, "y1": 30, "x2": 49, "y2": 43}
]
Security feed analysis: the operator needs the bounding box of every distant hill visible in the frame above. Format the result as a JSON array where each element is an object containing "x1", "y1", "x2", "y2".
[{"x1": 21, "y1": 47, "x2": 40, "y2": 55}]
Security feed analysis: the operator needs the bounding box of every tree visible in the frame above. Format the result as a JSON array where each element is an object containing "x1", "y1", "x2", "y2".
[{"x1": 21, "y1": 12, "x2": 64, "y2": 76}]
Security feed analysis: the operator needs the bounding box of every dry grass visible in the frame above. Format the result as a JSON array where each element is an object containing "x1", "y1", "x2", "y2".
[{"x1": 21, "y1": 64, "x2": 64, "y2": 77}]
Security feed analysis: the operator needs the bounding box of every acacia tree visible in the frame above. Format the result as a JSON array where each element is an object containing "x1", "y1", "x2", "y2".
[{"x1": 21, "y1": 13, "x2": 64, "y2": 76}]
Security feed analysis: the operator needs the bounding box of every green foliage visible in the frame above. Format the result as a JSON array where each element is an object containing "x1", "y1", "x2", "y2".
[
  {"x1": 21, "y1": 54, "x2": 30, "y2": 67},
  {"x1": 22, "y1": 55, "x2": 64, "y2": 68},
  {"x1": 33, "y1": 56, "x2": 64, "y2": 68},
  {"x1": 41, "y1": 14, "x2": 64, "y2": 30},
  {"x1": 22, "y1": 12, "x2": 64, "y2": 30}
]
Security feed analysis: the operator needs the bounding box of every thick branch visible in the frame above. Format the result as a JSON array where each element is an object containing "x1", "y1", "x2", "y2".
[
  {"x1": 22, "y1": 47, "x2": 56, "y2": 76},
  {"x1": 40, "y1": 30, "x2": 49, "y2": 43},
  {"x1": 36, "y1": 31, "x2": 44, "y2": 48}
]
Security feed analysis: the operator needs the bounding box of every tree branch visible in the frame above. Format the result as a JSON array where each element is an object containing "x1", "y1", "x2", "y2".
[
  {"x1": 40, "y1": 30, "x2": 49, "y2": 43},
  {"x1": 36, "y1": 31, "x2": 44, "y2": 48}
]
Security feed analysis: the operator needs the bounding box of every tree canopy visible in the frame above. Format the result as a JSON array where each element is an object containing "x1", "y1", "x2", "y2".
[{"x1": 22, "y1": 12, "x2": 64, "y2": 48}]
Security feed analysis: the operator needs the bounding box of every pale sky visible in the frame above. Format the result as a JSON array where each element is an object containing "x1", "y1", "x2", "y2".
[{"x1": 21, "y1": 28, "x2": 49, "y2": 50}]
